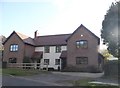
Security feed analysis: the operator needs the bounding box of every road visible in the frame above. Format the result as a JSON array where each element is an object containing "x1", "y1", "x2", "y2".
[
  {"x1": 2, "y1": 75, "x2": 55, "y2": 86},
  {"x1": 2, "y1": 73, "x2": 83, "y2": 87},
  {"x1": 2, "y1": 72, "x2": 104, "y2": 87}
]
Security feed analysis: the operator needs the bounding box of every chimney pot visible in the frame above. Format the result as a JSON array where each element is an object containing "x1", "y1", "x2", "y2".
[{"x1": 34, "y1": 30, "x2": 38, "y2": 38}]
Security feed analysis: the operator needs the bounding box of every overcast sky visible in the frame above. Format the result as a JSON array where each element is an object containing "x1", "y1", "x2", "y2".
[{"x1": 0, "y1": 0, "x2": 119, "y2": 49}]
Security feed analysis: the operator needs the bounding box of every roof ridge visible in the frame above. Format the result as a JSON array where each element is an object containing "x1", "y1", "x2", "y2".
[
  {"x1": 16, "y1": 32, "x2": 29, "y2": 37},
  {"x1": 36, "y1": 33, "x2": 71, "y2": 38}
]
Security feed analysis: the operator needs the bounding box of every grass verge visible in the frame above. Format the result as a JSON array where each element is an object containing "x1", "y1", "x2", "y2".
[
  {"x1": 2, "y1": 68, "x2": 50, "y2": 76},
  {"x1": 73, "y1": 78, "x2": 119, "y2": 87}
]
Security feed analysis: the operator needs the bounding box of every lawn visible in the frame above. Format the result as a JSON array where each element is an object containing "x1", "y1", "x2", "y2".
[{"x1": 2, "y1": 68, "x2": 50, "y2": 76}]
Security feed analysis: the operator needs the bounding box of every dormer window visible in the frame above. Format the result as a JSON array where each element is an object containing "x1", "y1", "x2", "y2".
[
  {"x1": 76, "y1": 40, "x2": 88, "y2": 48},
  {"x1": 10, "y1": 44, "x2": 18, "y2": 52}
]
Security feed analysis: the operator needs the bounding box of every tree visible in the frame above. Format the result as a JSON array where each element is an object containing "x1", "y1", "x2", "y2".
[
  {"x1": 0, "y1": 35, "x2": 6, "y2": 50},
  {"x1": 101, "y1": 1, "x2": 120, "y2": 58},
  {"x1": 101, "y1": 49, "x2": 112, "y2": 61}
]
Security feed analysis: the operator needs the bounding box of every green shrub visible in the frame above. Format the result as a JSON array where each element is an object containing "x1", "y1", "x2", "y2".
[
  {"x1": 61, "y1": 65, "x2": 86, "y2": 72},
  {"x1": 62, "y1": 65, "x2": 90, "y2": 72},
  {"x1": 62, "y1": 65, "x2": 102, "y2": 73},
  {"x1": 23, "y1": 56, "x2": 31, "y2": 63},
  {"x1": 23, "y1": 57, "x2": 31, "y2": 69}
]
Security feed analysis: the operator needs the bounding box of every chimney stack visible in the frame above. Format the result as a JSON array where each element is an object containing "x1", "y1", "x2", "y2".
[{"x1": 34, "y1": 30, "x2": 38, "y2": 38}]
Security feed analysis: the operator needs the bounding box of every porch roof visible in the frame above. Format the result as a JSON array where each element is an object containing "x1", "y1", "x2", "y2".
[
  {"x1": 32, "y1": 51, "x2": 43, "y2": 59},
  {"x1": 60, "y1": 51, "x2": 67, "y2": 59}
]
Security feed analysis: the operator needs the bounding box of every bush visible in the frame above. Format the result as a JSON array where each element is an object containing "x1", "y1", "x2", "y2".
[
  {"x1": 23, "y1": 57, "x2": 31, "y2": 69},
  {"x1": 61, "y1": 65, "x2": 85, "y2": 72},
  {"x1": 23, "y1": 57, "x2": 31, "y2": 63},
  {"x1": 61, "y1": 65, "x2": 102, "y2": 73},
  {"x1": 62, "y1": 65, "x2": 89, "y2": 72}
]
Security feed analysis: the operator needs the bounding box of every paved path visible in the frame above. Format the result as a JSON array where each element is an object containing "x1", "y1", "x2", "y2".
[{"x1": 52, "y1": 72, "x2": 104, "y2": 78}]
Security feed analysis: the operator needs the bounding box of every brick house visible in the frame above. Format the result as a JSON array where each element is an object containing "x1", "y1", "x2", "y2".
[{"x1": 3, "y1": 24, "x2": 104, "y2": 72}]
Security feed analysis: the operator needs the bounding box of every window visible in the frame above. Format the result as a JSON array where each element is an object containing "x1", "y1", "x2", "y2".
[
  {"x1": 10, "y1": 44, "x2": 18, "y2": 51},
  {"x1": 44, "y1": 59, "x2": 49, "y2": 65},
  {"x1": 56, "y1": 46, "x2": 61, "y2": 53},
  {"x1": 76, "y1": 40, "x2": 88, "y2": 48},
  {"x1": 76, "y1": 57, "x2": 88, "y2": 64},
  {"x1": 44, "y1": 46, "x2": 50, "y2": 53},
  {"x1": 55, "y1": 59, "x2": 60, "y2": 65},
  {"x1": 9, "y1": 58, "x2": 17, "y2": 63}
]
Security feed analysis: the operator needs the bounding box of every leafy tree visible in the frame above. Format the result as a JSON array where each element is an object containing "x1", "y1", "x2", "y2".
[
  {"x1": 0, "y1": 35, "x2": 6, "y2": 50},
  {"x1": 101, "y1": 1, "x2": 120, "y2": 58},
  {"x1": 101, "y1": 49, "x2": 112, "y2": 60}
]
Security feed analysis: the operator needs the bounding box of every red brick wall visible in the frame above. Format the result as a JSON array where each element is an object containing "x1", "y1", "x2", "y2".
[
  {"x1": 24, "y1": 44, "x2": 35, "y2": 58},
  {"x1": 3, "y1": 33, "x2": 25, "y2": 63},
  {"x1": 67, "y1": 26, "x2": 99, "y2": 69}
]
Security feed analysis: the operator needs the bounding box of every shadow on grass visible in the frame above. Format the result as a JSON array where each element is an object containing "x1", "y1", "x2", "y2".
[{"x1": 2, "y1": 68, "x2": 51, "y2": 76}]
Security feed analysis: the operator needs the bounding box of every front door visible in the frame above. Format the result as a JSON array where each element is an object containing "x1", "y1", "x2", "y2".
[{"x1": 61, "y1": 58, "x2": 66, "y2": 70}]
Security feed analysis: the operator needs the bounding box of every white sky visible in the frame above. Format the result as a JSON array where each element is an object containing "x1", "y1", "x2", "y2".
[{"x1": 1, "y1": 0, "x2": 119, "y2": 50}]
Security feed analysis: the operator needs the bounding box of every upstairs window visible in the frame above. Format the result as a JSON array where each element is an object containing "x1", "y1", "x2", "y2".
[
  {"x1": 10, "y1": 44, "x2": 18, "y2": 52},
  {"x1": 76, "y1": 57, "x2": 88, "y2": 65},
  {"x1": 9, "y1": 58, "x2": 17, "y2": 63},
  {"x1": 44, "y1": 46, "x2": 50, "y2": 53},
  {"x1": 56, "y1": 46, "x2": 61, "y2": 53},
  {"x1": 76, "y1": 40, "x2": 88, "y2": 48}
]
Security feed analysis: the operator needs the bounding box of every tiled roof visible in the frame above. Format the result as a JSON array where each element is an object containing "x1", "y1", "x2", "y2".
[
  {"x1": 34, "y1": 34, "x2": 71, "y2": 46},
  {"x1": 16, "y1": 32, "x2": 35, "y2": 45},
  {"x1": 4, "y1": 31, "x2": 70, "y2": 46},
  {"x1": 16, "y1": 32, "x2": 29, "y2": 40},
  {"x1": 16, "y1": 32, "x2": 71, "y2": 46},
  {"x1": 23, "y1": 37, "x2": 35, "y2": 45},
  {"x1": 60, "y1": 51, "x2": 67, "y2": 58},
  {"x1": 32, "y1": 51, "x2": 43, "y2": 58},
  {"x1": 4, "y1": 24, "x2": 100, "y2": 46}
]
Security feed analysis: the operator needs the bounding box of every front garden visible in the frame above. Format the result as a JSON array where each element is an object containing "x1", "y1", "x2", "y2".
[{"x1": 2, "y1": 68, "x2": 50, "y2": 76}]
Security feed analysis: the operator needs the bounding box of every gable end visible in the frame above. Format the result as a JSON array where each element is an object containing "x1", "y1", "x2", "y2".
[
  {"x1": 66, "y1": 24, "x2": 100, "y2": 45},
  {"x1": 3, "y1": 31, "x2": 24, "y2": 45}
]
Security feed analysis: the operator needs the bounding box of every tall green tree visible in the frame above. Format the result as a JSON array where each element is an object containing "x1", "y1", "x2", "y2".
[{"x1": 101, "y1": 1, "x2": 120, "y2": 58}]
